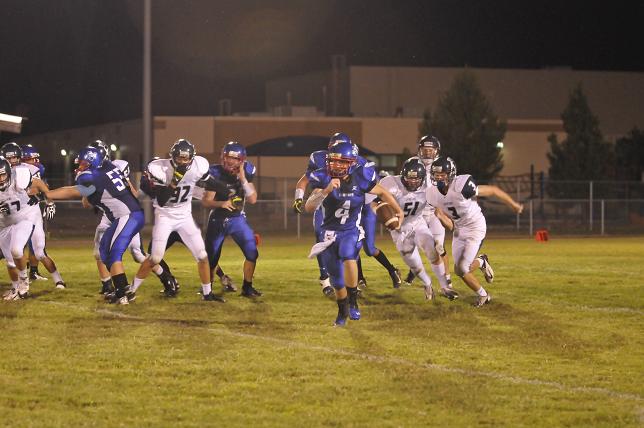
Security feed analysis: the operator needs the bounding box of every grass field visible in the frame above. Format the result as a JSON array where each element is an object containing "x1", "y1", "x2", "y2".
[{"x1": 0, "y1": 235, "x2": 642, "y2": 427}]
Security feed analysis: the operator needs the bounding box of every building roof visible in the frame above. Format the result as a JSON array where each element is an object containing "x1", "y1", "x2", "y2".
[{"x1": 246, "y1": 135, "x2": 377, "y2": 157}]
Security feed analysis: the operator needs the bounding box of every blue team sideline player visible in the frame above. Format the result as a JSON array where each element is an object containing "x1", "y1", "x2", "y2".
[
  {"x1": 45, "y1": 146, "x2": 144, "y2": 305},
  {"x1": 294, "y1": 132, "x2": 402, "y2": 294},
  {"x1": 305, "y1": 141, "x2": 404, "y2": 326},
  {"x1": 202, "y1": 141, "x2": 262, "y2": 298}
]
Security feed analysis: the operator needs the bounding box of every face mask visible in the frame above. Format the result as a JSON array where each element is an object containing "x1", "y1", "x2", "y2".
[{"x1": 437, "y1": 180, "x2": 448, "y2": 194}]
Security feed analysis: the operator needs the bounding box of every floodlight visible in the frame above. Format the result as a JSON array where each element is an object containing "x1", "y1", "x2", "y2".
[
  {"x1": 60, "y1": 149, "x2": 68, "y2": 156},
  {"x1": 0, "y1": 113, "x2": 24, "y2": 133}
]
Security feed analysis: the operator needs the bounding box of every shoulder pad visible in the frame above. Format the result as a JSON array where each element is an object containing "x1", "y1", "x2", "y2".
[
  {"x1": 193, "y1": 156, "x2": 210, "y2": 174},
  {"x1": 208, "y1": 164, "x2": 223, "y2": 180},
  {"x1": 112, "y1": 160, "x2": 131, "y2": 177},
  {"x1": 14, "y1": 166, "x2": 32, "y2": 189},
  {"x1": 244, "y1": 161, "x2": 256, "y2": 182},
  {"x1": 75, "y1": 170, "x2": 94, "y2": 186},
  {"x1": 147, "y1": 159, "x2": 169, "y2": 185},
  {"x1": 378, "y1": 175, "x2": 396, "y2": 191},
  {"x1": 306, "y1": 168, "x2": 330, "y2": 189},
  {"x1": 459, "y1": 175, "x2": 478, "y2": 198}
]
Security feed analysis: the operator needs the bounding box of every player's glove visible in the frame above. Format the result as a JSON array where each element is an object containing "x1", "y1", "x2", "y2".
[
  {"x1": 43, "y1": 202, "x2": 56, "y2": 221},
  {"x1": 27, "y1": 194, "x2": 41, "y2": 206},
  {"x1": 292, "y1": 198, "x2": 303, "y2": 214},
  {"x1": 0, "y1": 203, "x2": 9, "y2": 216}
]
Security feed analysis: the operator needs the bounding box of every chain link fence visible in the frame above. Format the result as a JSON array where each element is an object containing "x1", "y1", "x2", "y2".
[{"x1": 43, "y1": 176, "x2": 644, "y2": 239}]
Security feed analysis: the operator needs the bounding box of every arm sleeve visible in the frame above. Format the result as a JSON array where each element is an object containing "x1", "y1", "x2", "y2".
[
  {"x1": 156, "y1": 186, "x2": 175, "y2": 207},
  {"x1": 461, "y1": 176, "x2": 478, "y2": 199}
]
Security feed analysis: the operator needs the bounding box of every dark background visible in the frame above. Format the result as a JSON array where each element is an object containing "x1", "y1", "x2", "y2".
[{"x1": 1, "y1": 0, "x2": 643, "y2": 137}]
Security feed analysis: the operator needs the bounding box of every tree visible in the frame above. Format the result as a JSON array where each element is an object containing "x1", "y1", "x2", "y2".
[
  {"x1": 547, "y1": 83, "x2": 614, "y2": 182},
  {"x1": 421, "y1": 70, "x2": 505, "y2": 182},
  {"x1": 614, "y1": 128, "x2": 644, "y2": 181}
]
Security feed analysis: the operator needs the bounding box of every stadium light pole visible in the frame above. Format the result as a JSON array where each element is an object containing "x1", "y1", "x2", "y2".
[{"x1": 143, "y1": 0, "x2": 153, "y2": 224}]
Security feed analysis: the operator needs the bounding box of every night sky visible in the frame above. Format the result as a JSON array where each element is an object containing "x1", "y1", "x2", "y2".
[{"x1": 1, "y1": 0, "x2": 643, "y2": 138}]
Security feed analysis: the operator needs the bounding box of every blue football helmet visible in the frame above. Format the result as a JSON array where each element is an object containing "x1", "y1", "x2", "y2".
[
  {"x1": 418, "y1": 135, "x2": 441, "y2": 166},
  {"x1": 327, "y1": 141, "x2": 358, "y2": 178},
  {"x1": 221, "y1": 141, "x2": 246, "y2": 174},
  {"x1": 328, "y1": 132, "x2": 352, "y2": 149},
  {"x1": 0, "y1": 157, "x2": 11, "y2": 191},
  {"x1": 21, "y1": 144, "x2": 41, "y2": 165},
  {"x1": 76, "y1": 146, "x2": 104, "y2": 172},
  {"x1": 88, "y1": 140, "x2": 110, "y2": 163},
  {"x1": 0, "y1": 142, "x2": 23, "y2": 166}
]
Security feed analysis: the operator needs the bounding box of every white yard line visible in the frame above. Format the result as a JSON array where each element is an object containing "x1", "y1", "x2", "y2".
[{"x1": 43, "y1": 300, "x2": 643, "y2": 403}]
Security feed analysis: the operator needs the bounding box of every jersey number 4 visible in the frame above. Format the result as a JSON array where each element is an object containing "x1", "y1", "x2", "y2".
[{"x1": 334, "y1": 200, "x2": 351, "y2": 224}]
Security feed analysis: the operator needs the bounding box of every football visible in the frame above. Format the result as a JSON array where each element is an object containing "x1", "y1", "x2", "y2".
[{"x1": 374, "y1": 201, "x2": 399, "y2": 230}]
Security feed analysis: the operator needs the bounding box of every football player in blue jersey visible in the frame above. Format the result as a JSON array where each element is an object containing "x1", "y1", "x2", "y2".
[
  {"x1": 45, "y1": 146, "x2": 144, "y2": 304},
  {"x1": 202, "y1": 141, "x2": 262, "y2": 298},
  {"x1": 294, "y1": 132, "x2": 402, "y2": 295},
  {"x1": 20, "y1": 144, "x2": 50, "y2": 281},
  {"x1": 305, "y1": 141, "x2": 404, "y2": 326}
]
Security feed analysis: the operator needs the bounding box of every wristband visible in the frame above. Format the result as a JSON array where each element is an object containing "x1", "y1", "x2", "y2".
[
  {"x1": 242, "y1": 181, "x2": 255, "y2": 197},
  {"x1": 294, "y1": 188, "x2": 304, "y2": 200}
]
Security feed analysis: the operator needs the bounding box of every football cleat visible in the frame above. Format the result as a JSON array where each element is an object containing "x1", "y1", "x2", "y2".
[
  {"x1": 125, "y1": 288, "x2": 137, "y2": 302},
  {"x1": 3, "y1": 288, "x2": 19, "y2": 301},
  {"x1": 29, "y1": 271, "x2": 48, "y2": 281},
  {"x1": 357, "y1": 278, "x2": 367, "y2": 289},
  {"x1": 390, "y1": 268, "x2": 402, "y2": 288},
  {"x1": 473, "y1": 294, "x2": 491, "y2": 308},
  {"x1": 478, "y1": 254, "x2": 494, "y2": 283},
  {"x1": 17, "y1": 280, "x2": 29, "y2": 299},
  {"x1": 439, "y1": 287, "x2": 459, "y2": 300},
  {"x1": 320, "y1": 277, "x2": 334, "y2": 297},
  {"x1": 423, "y1": 284, "x2": 435, "y2": 301},
  {"x1": 349, "y1": 305, "x2": 361, "y2": 320},
  {"x1": 106, "y1": 293, "x2": 129, "y2": 305},
  {"x1": 220, "y1": 274, "x2": 237, "y2": 292},
  {"x1": 240, "y1": 285, "x2": 263, "y2": 298},
  {"x1": 160, "y1": 273, "x2": 178, "y2": 297},
  {"x1": 203, "y1": 292, "x2": 226, "y2": 302},
  {"x1": 334, "y1": 315, "x2": 347, "y2": 327},
  {"x1": 55, "y1": 281, "x2": 66, "y2": 289}
]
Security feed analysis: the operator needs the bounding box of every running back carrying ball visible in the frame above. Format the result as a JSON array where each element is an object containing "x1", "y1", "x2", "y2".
[{"x1": 374, "y1": 201, "x2": 399, "y2": 230}]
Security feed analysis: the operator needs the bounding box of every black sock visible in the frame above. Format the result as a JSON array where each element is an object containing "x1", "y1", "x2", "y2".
[
  {"x1": 242, "y1": 279, "x2": 252, "y2": 289},
  {"x1": 347, "y1": 287, "x2": 358, "y2": 307},
  {"x1": 101, "y1": 278, "x2": 113, "y2": 288},
  {"x1": 30, "y1": 265, "x2": 38, "y2": 274},
  {"x1": 112, "y1": 273, "x2": 129, "y2": 297},
  {"x1": 405, "y1": 270, "x2": 416, "y2": 283},
  {"x1": 374, "y1": 250, "x2": 395, "y2": 272},
  {"x1": 356, "y1": 257, "x2": 365, "y2": 281},
  {"x1": 337, "y1": 297, "x2": 349, "y2": 318},
  {"x1": 215, "y1": 266, "x2": 225, "y2": 279},
  {"x1": 158, "y1": 259, "x2": 173, "y2": 276}
]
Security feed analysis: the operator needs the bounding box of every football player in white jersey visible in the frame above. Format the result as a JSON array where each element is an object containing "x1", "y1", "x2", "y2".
[
  {"x1": 84, "y1": 141, "x2": 177, "y2": 296},
  {"x1": 379, "y1": 158, "x2": 454, "y2": 300},
  {"x1": 0, "y1": 143, "x2": 66, "y2": 291},
  {"x1": 427, "y1": 157, "x2": 523, "y2": 307},
  {"x1": 130, "y1": 139, "x2": 220, "y2": 301},
  {"x1": 0, "y1": 157, "x2": 59, "y2": 300},
  {"x1": 404, "y1": 135, "x2": 453, "y2": 289}
]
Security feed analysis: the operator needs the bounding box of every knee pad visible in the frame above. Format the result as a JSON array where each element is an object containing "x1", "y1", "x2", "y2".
[
  {"x1": 455, "y1": 261, "x2": 469, "y2": 277},
  {"x1": 196, "y1": 250, "x2": 208, "y2": 262},
  {"x1": 93, "y1": 249, "x2": 101, "y2": 261},
  {"x1": 130, "y1": 248, "x2": 147, "y2": 264},
  {"x1": 245, "y1": 249, "x2": 258, "y2": 263},
  {"x1": 435, "y1": 242, "x2": 446, "y2": 257},
  {"x1": 34, "y1": 250, "x2": 47, "y2": 261},
  {"x1": 10, "y1": 248, "x2": 23, "y2": 261}
]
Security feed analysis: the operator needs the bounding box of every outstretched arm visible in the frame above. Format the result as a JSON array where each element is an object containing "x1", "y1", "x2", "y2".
[
  {"x1": 45, "y1": 185, "x2": 84, "y2": 200},
  {"x1": 477, "y1": 185, "x2": 523, "y2": 214}
]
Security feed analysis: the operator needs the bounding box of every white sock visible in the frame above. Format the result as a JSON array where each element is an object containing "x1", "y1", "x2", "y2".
[
  {"x1": 416, "y1": 270, "x2": 432, "y2": 287},
  {"x1": 431, "y1": 262, "x2": 448, "y2": 289},
  {"x1": 477, "y1": 287, "x2": 488, "y2": 297},
  {"x1": 152, "y1": 265, "x2": 163, "y2": 275},
  {"x1": 11, "y1": 280, "x2": 19, "y2": 289},
  {"x1": 202, "y1": 283, "x2": 212, "y2": 295},
  {"x1": 131, "y1": 277, "x2": 144, "y2": 292},
  {"x1": 51, "y1": 271, "x2": 63, "y2": 283},
  {"x1": 445, "y1": 273, "x2": 452, "y2": 285}
]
